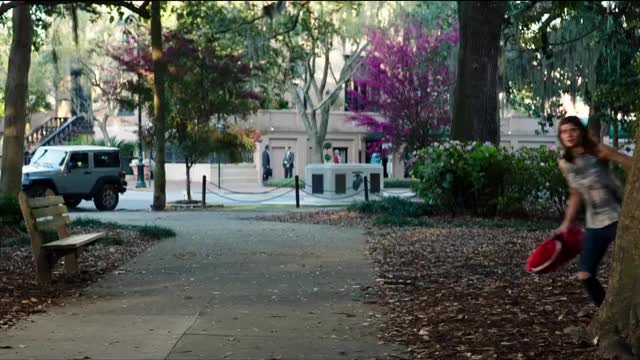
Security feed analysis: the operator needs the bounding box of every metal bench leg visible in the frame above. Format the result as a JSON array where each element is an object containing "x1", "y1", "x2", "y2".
[{"x1": 64, "y1": 250, "x2": 79, "y2": 274}]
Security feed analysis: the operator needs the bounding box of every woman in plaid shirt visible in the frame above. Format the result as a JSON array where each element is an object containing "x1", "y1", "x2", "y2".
[{"x1": 556, "y1": 116, "x2": 632, "y2": 307}]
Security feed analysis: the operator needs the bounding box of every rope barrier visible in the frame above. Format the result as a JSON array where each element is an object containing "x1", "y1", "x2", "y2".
[
  {"x1": 300, "y1": 189, "x2": 367, "y2": 200},
  {"x1": 208, "y1": 180, "x2": 294, "y2": 195},
  {"x1": 206, "y1": 186, "x2": 295, "y2": 203}
]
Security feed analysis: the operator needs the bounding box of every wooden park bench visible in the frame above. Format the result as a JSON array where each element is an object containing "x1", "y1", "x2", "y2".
[{"x1": 18, "y1": 191, "x2": 105, "y2": 285}]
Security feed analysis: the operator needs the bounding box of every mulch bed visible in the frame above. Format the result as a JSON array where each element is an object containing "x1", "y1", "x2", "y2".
[
  {"x1": 259, "y1": 210, "x2": 605, "y2": 360},
  {"x1": 0, "y1": 227, "x2": 160, "y2": 331}
]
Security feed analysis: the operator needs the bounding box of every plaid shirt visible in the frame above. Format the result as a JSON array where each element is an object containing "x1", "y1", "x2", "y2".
[{"x1": 565, "y1": 154, "x2": 623, "y2": 229}]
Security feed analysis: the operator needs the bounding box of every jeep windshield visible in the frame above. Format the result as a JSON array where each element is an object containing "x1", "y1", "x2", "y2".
[{"x1": 30, "y1": 149, "x2": 68, "y2": 168}]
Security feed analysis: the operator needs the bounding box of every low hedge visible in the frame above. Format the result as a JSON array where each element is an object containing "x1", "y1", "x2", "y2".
[
  {"x1": 263, "y1": 178, "x2": 305, "y2": 188},
  {"x1": 384, "y1": 178, "x2": 419, "y2": 189},
  {"x1": 409, "y1": 141, "x2": 571, "y2": 218}
]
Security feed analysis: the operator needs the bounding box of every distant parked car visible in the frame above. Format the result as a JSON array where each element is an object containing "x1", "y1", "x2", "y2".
[{"x1": 22, "y1": 145, "x2": 127, "y2": 210}]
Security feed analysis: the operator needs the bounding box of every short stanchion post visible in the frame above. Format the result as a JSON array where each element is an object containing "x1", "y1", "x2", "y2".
[
  {"x1": 202, "y1": 175, "x2": 206, "y2": 208},
  {"x1": 364, "y1": 175, "x2": 369, "y2": 202},
  {"x1": 295, "y1": 175, "x2": 300, "y2": 208}
]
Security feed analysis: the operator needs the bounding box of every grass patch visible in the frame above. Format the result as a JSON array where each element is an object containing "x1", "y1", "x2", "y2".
[
  {"x1": 2, "y1": 234, "x2": 31, "y2": 247},
  {"x1": 263, "y1": 178, "x2": 305, "y2": 188},
  {"x1": 347, "y1": 197, "x2": 554, "y2": 230},
  {"x1": 384, "y1": 178, "x2": 418, "y2": 189},
  {"x1": 134, "y1": 225, "x2": 176, "y2": 239},
  {"x1": 72, "y1": 218, "x2": 176, "y2": 239},
  {"x1": 100, "y1": 235, "x2": 125, "y2": 246},
  {"x1": 348, "y1": 197, "x2": 431, "y2": 218}
]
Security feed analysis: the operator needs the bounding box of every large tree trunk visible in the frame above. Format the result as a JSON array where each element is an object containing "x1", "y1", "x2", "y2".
[
  {"x1": 451, "y1": 1, "x2": 506, "y2": 144},
  {"x1": 588, "y1": 105, "x2": 603, "y2": 143},
  {"x1": 590, "y1": 130, "x2": 640, "y2": 358},
  {"x1": 150, "y1": 0, "x2": 166, "y2": 210},
  {"x1": 1, "y1": 4, "x2": 32, "y2": 195}
]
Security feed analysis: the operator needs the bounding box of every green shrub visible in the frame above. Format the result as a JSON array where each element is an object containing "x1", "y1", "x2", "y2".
[
  {"x1": 383, "y1": 178, "x2": 418, "y2": 189},
  {"x1": 263, "y1": 178, "x2": 305, "y2": 188},
  {"x1": 0, "y1": 193, "x2": 22, "y2": 226},
  {"x1": 410, "y1": 141, "x2": 569, "y2": 218},
  {"x1": 348, "y1": 197, "x2": 431, "y2": 218}
]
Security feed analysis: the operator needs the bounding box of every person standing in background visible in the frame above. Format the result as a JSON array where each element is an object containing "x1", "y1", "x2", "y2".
[
  {"x1": 283, "y1": 146, "x2": 294, "y2": 178},
  {"x1": 262, "y1": 145, "x2": 271, "y2": 182}
]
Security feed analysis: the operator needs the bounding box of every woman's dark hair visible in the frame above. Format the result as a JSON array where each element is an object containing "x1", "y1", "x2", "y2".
[{"x1": 558, "y1": 115, "x2": 598, "y2": 163}]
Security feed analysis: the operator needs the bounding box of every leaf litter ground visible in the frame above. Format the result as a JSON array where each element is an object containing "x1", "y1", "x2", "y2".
[
  {"x1": 260, "y1": 210, "x2": 604, "y2": 360},
  {"x1": 0, "y1": 227, "x2": 162, "y2": 332}
]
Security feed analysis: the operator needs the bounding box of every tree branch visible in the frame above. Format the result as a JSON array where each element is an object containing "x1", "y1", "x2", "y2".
[
  {"x1": 269, "y1": 1, "x2": 310, "y2": 39},
  {"x1": 329, "y1": 60, "x2": 339, "y2": 85},
  {"x1": 547, "y1": 21, "x2": 605, "y2": 47},
  {"x1": 92, "y1": 1, "x2": 151, "y2": 19},
  {"x1": 289, "y1": 84, "x2": 313, "y2": 134},
  {"x1": 0, "y1": 1, "x2": 151, "y2": 18},
  {"x1": 0, "y1": 1, "x2": 22, "y2": 16},
  {"x1": 313, "y1": 41, "x2": 369, "y2": 112},
  {"x1": 319, "y1": 39, "x2": 331, "y2": 96}
]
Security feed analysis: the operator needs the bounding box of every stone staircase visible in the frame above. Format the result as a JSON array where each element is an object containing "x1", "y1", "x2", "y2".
[
  {"x1": 25, "y1": 115, "x2": 93, "y2": 152},
  {"x1": 23, "y1": 115, "x2": 94, "y2": 164}
]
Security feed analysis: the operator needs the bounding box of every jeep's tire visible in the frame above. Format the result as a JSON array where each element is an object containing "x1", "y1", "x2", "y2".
[
  {"x1": 64, "y1": 196, "x2": 82, "y2": 209},
  {"x1": 27, "y1": 184, "x2": 51, "y2": 198},
  {"x1": 93, "y1": 185, "x2": 119, "y2": 211}
]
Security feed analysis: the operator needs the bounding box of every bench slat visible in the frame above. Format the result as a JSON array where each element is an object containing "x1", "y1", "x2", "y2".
[
  {"x1": 32, "y1": 205, "x2": 68, "y2": 219},
  {"x1": 42, "y1": 232, "x2": 105, "y2": 249},
  {"x1": 36, "y1": 214, "x2": 71, "y2": 230},
  {"x1": 28, "y1": 196, "x2": 64, "y2": 209}
]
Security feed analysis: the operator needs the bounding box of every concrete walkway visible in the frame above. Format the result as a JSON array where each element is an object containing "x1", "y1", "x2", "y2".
[{"x1": 0, "y1": 211, "x2": 405, "y2": 360}]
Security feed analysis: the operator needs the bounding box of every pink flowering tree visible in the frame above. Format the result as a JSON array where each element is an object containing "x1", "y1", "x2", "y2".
[{"x1": 348, "y1": 21, "x2": 459, "y2": 156}]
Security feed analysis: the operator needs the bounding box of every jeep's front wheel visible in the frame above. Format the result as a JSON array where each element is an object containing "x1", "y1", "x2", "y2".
[{"x1": 93, "y1": 185, "x2": 119, "y2": 211}]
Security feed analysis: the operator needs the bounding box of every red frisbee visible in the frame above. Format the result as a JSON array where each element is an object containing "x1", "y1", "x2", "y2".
[{"x1": 526, "y1": 226, "x2": 583, "y2": 273}]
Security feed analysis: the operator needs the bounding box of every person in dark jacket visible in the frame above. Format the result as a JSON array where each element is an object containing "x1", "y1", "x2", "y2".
[
  {"x1": 283, "y1": 146, "x2": 294, "y2": 178},
  {"x1": 262, "y1": 145, "x2": 271, "y2": 182}
]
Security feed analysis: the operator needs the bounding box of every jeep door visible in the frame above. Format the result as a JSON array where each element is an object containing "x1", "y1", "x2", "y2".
[
  {"x1": 92, "y1": 151, "x2": 122, "y2": 187},
  {"x1": 59, "y1": 152, "x2": 93, "y2": 194}
]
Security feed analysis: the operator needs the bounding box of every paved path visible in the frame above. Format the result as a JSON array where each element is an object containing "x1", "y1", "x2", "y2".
[{"x1": 0, "y1": 211, "x2": 405, "y2": 360}]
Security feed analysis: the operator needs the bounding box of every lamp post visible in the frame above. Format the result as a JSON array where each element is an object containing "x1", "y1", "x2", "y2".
[
  {"x1": 124, "y1": 15, "x2": 147, "y2": 188},
  {"x1": 215, "y1": 120, "x2": 225, "y2": 189},
  {"x1": 123, "y1": 15, "x2": 146, "y2": 188},
  {"x1": 135, "y1": 43, "x2": 145, "y2": 188}
]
